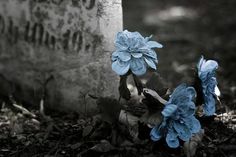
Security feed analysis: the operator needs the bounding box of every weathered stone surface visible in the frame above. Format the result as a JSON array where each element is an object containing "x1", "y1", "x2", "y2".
[{"x1": 0, "y1": 0, "x2": 123, "y2": 113}]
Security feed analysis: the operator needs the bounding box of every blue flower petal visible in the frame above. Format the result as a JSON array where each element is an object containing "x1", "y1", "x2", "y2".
[
  {"x1": 149, "y1": 83, "x2": 201, "y2": 148},
  {"x1": 206, "y1": 77, "x2": 217, "y2": 93},
  {"x1": 173, "y1": 122, "x2": 191, "y2": 141},
  {"x1": 144, "y1": 35, "x2": 152, "y2": 42},
  {"x1": 112, "y1": 55, "x2": 117, "y2": 62},
  {"x1": 178, "y1": 101, "x2": 195, "y2": 117},
  {"x1": 191, "y1": 119, "x2": 201, "y2": 134},
  {"x1": 150, "y1": 126, "x2": 162, "y2": 141},
  {"x1": 112, "y1": 60, "x2": 130, "y2": 75},
  {"x1": 133, "y1": 38, "x2": 146, "y2": 49},
  {"x1": 143, "y1": 49, "x2": 157, "y2": 59},
  {"x1": 144, "y1": 57, "x2": 157, "y2": 69},
  {"x1": 186, "y1": 87, "x2": 196, "y2": 99},
  {"x1": 125, "y1": 30, "x2": 143, "y2": 39},
  {"x1": 169, "y1": 84, "x2": 197, "y2": 108},
  {"x1": 131, "y1": 52, "x2": 143, "y2": 58},
  {"x1": 197, "y1": 56, "x2": 218, "y2": 80},
  {"x1": 112, "y1": 51, "x2": 119, "y2": 57},
  {"x1": 162, "y1": 104, "x2": 177, "y2": 117},
  {"x1": 112, "y1": 30, "x2": 162, "y2": 76},
  {"x1": 147, "y1": 41, "x2": 163, "y2": 48},
  {"x1": 130, "y1": 58, "x2": 147, "y2": 76},
  {"x1": 197, "y1": 56, "x2": 205, "y2": 72},
  {"x1": 201, "y1": 75, "x2": 217, "y2": 116},
  {"x1": 184, "y1": 116, "x2": 201, "y2": 134},
  {"x1": 169, "y1": 84, "x2": 187, "y2": 102},
  {"x1": 200, "y1": 60, "x2": 218, "y2": 73},
  {"x1": 115, "y1": 34, "x2": 129, "y2": 51},
  {"x1": 166, "y1": 129, "x2": 179, "y2": 148},
  {"x1": 203, "y1": 95, "x2": 215, "y2": 116},
  {"x1": 117, "y1": 51, "x2": 131, "y2": 62}
]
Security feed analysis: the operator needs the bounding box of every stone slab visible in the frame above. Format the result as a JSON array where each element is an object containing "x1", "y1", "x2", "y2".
[{"x1": 0, "y1": 0, "x2": 123, "y2": 113}]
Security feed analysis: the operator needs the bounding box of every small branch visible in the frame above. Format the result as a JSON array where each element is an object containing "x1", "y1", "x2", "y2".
[
  {"x1": 12, "y1": 103, "x2": 36, "y2": 118},
  {"x1": 88, "y1": 94, "x2": 99, "y2": 99},
  {"x1": 143, "y1": 88, "x2": 167, "y2": 105},
  {"x1": 39, "y1": 99, "x2": 52, "y2": 121},
  {"x1": 9, "y1": 95, "x2": 36, "y2": 118}
]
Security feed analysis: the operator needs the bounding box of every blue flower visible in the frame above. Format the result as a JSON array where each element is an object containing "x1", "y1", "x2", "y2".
[
  {"x1": 150, "y1": 84, "x2": 201, "y2": 148},
  {"x1": 112, "y1": 30, "x2": 163, "y2": 76},
  {"x1": 197, "y1": 56, "x2": 220, "y2": 116}
]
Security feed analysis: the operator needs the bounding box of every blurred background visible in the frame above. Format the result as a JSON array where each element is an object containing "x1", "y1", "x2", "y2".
[
  {"x1": 123, "y1": 0, "x2": 236, "y2": 111},
  {"x1": 123, "y1": 0, "x2": 236, "y2": 90}
]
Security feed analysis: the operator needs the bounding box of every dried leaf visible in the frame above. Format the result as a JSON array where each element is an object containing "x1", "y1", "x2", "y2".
[
  {"x1": 90, "y1": 140, "x2": 115, "y2": 152},
  {"x1": 82, "y1": 125, "x2": 93, "y2": 137},
  {"x1": 140, "y1": 88, "x2": 165, "y2": 129},
  {"x1": 70, "y1": 143, "x2": 82, "y2": 150}
]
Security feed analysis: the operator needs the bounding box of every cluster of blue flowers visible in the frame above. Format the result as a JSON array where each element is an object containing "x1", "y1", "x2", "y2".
[
  {"x1": 112, "y1": 30, "x2": 163, "y2": 76},
  {"x1": 150, "y1": 84, "x2": 201, "y2": 148},
  {"x1": 111, "y1": 30, "x2": 219, "y2": 148},
  {"x1": 197, "y1": 56, "x2": 220, "y2": 116}
]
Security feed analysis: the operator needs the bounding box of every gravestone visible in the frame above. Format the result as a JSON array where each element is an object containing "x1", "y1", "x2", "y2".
[{"x1": 0, "y1": 0, "x2": 123, "y2": 113}]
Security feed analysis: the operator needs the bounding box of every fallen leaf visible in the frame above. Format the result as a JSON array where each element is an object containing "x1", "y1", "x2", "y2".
[
  {"x1": 90, "y1": 140, "x2": 115, "y2": 152},
  {"x1": 82, "y1": 125, "x2": 93, "y2": 137}
]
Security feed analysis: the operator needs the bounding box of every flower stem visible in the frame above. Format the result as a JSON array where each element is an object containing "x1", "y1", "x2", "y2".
[{"x1": 132, "y1": 74, "x2": 143, "y2": 95}]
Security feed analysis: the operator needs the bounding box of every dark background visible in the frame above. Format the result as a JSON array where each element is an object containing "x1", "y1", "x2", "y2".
[{"x1": 123, "y1": 0, "x2": 236, "y2": 89}]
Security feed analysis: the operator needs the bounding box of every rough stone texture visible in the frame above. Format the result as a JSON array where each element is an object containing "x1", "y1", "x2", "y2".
[{"x1": 0, "y1": 0, "x2": 123, "y2": 113}]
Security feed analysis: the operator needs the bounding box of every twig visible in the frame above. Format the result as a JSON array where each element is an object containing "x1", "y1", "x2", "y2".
[
  {"x1": 143, "y1": 88, "x2": 167, "y2": 104},
  {"x1": 9, "y1": 95, "x2": 36, "y2": 118},
  {"x1": 12, "y1": 103, "x2": 36, "y2": 118},
  {"x1": 39, "y1": 99, "x2": 52, "y2": 121},
  {"x1": 88, "y1": 94, "x2": 98, "y2": 99}
]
